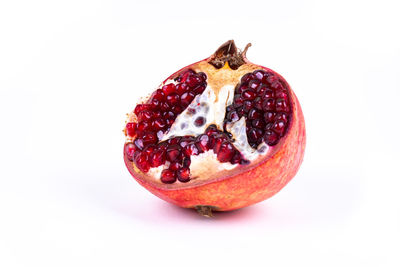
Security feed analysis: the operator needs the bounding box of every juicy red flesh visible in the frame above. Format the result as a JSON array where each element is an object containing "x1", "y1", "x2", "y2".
[
  {"x1": 125, "y1": 125, "x2": 246, "y2": 183},
  {"x1": 224, "y1": 69, "x2": 292, "y2": 148}
]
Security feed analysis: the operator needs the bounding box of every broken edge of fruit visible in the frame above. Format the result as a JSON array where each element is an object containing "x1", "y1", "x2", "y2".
[
  {"x1": 209, "y1": 40, "x2": 252, "y2": 70},
  {"x1": 195, "y1": 205, "x2": 218, "y2": 218}
]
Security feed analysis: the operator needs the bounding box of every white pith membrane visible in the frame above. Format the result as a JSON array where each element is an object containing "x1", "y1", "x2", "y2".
[{"x1": 143, "y1": 76, "x2": 270, "y2": 181}]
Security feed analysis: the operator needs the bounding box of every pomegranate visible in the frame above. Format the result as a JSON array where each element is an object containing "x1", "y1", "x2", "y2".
[{"x1": 123, "y1": 40, "x2": 306, "y2": 216}]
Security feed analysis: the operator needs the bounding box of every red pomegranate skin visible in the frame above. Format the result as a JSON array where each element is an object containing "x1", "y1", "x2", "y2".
[{"x1": 124, "y1": 64, "x2": 306, "y2": 211}]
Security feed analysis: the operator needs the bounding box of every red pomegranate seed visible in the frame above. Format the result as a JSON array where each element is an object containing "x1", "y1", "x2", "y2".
[
  {"x1": 159, "y1": 102, "x2": 170, "y2": 111},
  {"x1": 180, "y1": 92, "x2": 195, "y2": 106},
  {"x1": 171, "y1": 105, "x2": 183, "y2": 114},
  {"x1": 251, "y1": 119, "x2": 265, "y2": 129},
  {"x1": 152, "y1": 118, "x2": 166, "y2": 130},
  {"x1": 272, "y1": 120, "x2": 286, "y2": 134},
  {"x1": 237, "y1": 107, "x2": 245, "y2": 117},
  {"x1": 253, "y1": 69, "x2": 266, "y2": 80},
  {"x1": 264, "y1": 112, "x2": 275, "y2": 123},
  {"x1": 168, "y1": 137, "x2": 181, "y2": 145},
  {"x1": 142, "y1": 132, "x2": 157, "y2": 145},
  {"x1": 135, "y1": 152, "x2": 150, "y2": 172},
  {"x1": 213, "y1": 137, "x2": 225, "y2": 154},
  {"x1": 242, "y1": 90, "x2": 256, "y2": 100},
  {"x1": 183, "y1": 142, "x2": 199, "y2": 156},
  {"x1": 275, "y1": 99, "x2": 289, "y2": 112},
  {"x1": 265, "y1": 122, "x2": 273, "y2": 130},
  {"x1": 152, "y1": 89, "x2": 165, "y2": 101},
  {"x1": 166, "y1": 144, "x2": 181, "y2": 162},
  {"x1": 158, "y1": 141, "x2": 168, "y2": 151},
  {"x1": 248, "y1": 108, "x2": 261, "y2": 120},
  {"x1": 248, "y1": 128, "x2": 263, "y2": 142},
  {"x1": 194, "y1": 84, "x2": 206, "y2": 94},
  {"x1": 165, "y1": 118, "x2": 174, "y2": 126},
  {"x1": 177, "y1": 168, "x2": 190, "y2": 183},
  {"x1": 275, "y1": 90, "x2": 288, "y2": 99},
  {"x1": 248, "y1": 80, "x2": 260, "y2": 90},
  {"x1": 136, "y1": 130, "x2": 147, "y2": 139},
  {"x1": 237, "y1": 84, "x2": 248, "y2": 94},
  {"x1": 166, "y1": 93, "x2": 180, "y2": 106},
  {"x1": 275, "y1": 113, "x2": 288, "y2": 122},
  {"x1": 134, "y1": 138, "x2": 144, "y2": 150},
  {"x1": 134, "y1": 104, "x2": 150, "y2": 116},
  {"x1": 267, "y1": 75, "x2": 278, "y2": 84},
  {"x1": 179, "y1": 69, "x2": 196, "y2": 82},
  {"x1": 126, "y1": 122, "x2": 137, "y2": 137},
  {"x1": 162, "y1": 83, "x2": 176, "y2": 96},
  {"x1": 196, "y1": 134, "x2": 210, "y2": 152},
  {"x1": 183, "y1": 157, "x2": 191, "y2": 167},
  {"x1": 164, "y1": 111, "x2": 175, "y2": 119},
  {"x1": 241, "y1": 73, "x2": 254, "y2": 83},
  {"x1": 138, "y1": 110, "x2": 154, "y2": 121},
  {"x1": 230, "y1": 152, "x2": 242, "y2": 164},
  {"x1": 150, "y1": 150, "x2": 166, "y2": 167},
  {"x1": 179, "y1": 136, "x2": 195, "y2": 148},
  {"x1": 227, "y1": 110, "x2": 239, "y2": 122},
  {"x1": 194, "y1": 116, "x2": 205, "y2": 127},
  {"x1": 233, "y1": 94, "x2": 244, "y2": 107},
  {"x1": 261, "y1": 73, "x2": 272, "y2": 84},
  {"x1": 199, "y1": 72, "x2": 207, "y2": 81},
  {"x1": 256, "y1": 84, "x2": 268, "y2": 95},
  {"x1": 154, "y1": 111, "x2": 162, "y2": 118},
  {"x1": 254, "y1": 97, "x2": 263, "y2": 110},
  {"x1": 169, "y1": 161, "x2": 183, "y2": 171},
  {"x1": 143, "y1": 144, "x2": 156, "y2": 155},
  {"x1": 176, "y1": 83, "x2": 188, "y2": 95},
  {"x1": 262, "y1": 98, "x2": 275, "y2": 111},
  {"x1": 271, "y1": 81, "x2": 284, "y2": 91},
  {"x1": 243, "y1": 101, "x2": 253, "y2": 112},
  {"x1": 263, "y1": 130, "x2": 278, "y2": 146},
  {"x1": 217, "y1": 141, "x2": 235, "y2": 162},
  {"x1": 125, "y1": 143, "x2": 136, "y2": 161},
  {"x1": 186, "y1": 75, "x2": 202, "y2": 87},
  {"x1": 149, "y1": 98, "x2": 160, "y2": 109},
  {"x1": 264, "y1": 89, "x2": 274, "y2": 98},
  {"x1": 160, "y1": 169, "x2": 176, "y2": 184}
]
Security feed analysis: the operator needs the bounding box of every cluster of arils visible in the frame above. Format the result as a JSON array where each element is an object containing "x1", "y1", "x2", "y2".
[
  {"x1": 124, "y1": 69, "x2": 208, "y2": 183},
  {"x1": 224, "y1": 69, "x2": 291, "y2": 148},
  {"x1": 125, "y1": 69, "x2": 207, "y2": 142},
  {"x1": 125, "y1": 125, "x2": 247, "y2": 184},
  {"x1": 125, "y1": 68, "x2": 292, "y2": 184}
]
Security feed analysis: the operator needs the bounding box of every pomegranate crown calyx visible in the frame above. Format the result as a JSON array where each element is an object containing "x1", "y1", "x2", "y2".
[{"x1": 209, "y1": 40, "x2": 252, "y2": 70}]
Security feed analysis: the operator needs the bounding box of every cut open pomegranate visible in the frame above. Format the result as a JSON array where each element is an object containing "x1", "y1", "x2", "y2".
[{"x1": 123, "y1": 40, "x2": 306, "y2": 216}]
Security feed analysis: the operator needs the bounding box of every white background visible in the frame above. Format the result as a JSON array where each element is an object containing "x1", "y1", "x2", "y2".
[{"x1": 1, "y1": 0, "x2": 399, "y2": 266}]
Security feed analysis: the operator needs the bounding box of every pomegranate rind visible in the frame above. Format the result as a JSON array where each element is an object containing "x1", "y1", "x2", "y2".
[{"x1": 124, "y1": 75, "x2": 306, "y2": 211}]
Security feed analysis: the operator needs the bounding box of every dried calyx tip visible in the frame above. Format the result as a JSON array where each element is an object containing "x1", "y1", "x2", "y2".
[
  {"x1": 242, "y1": 43, "x2": 252, "y2": 58},
  {"x1": 209, "y1": 40, "x2": 252, "y2": 70}
]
